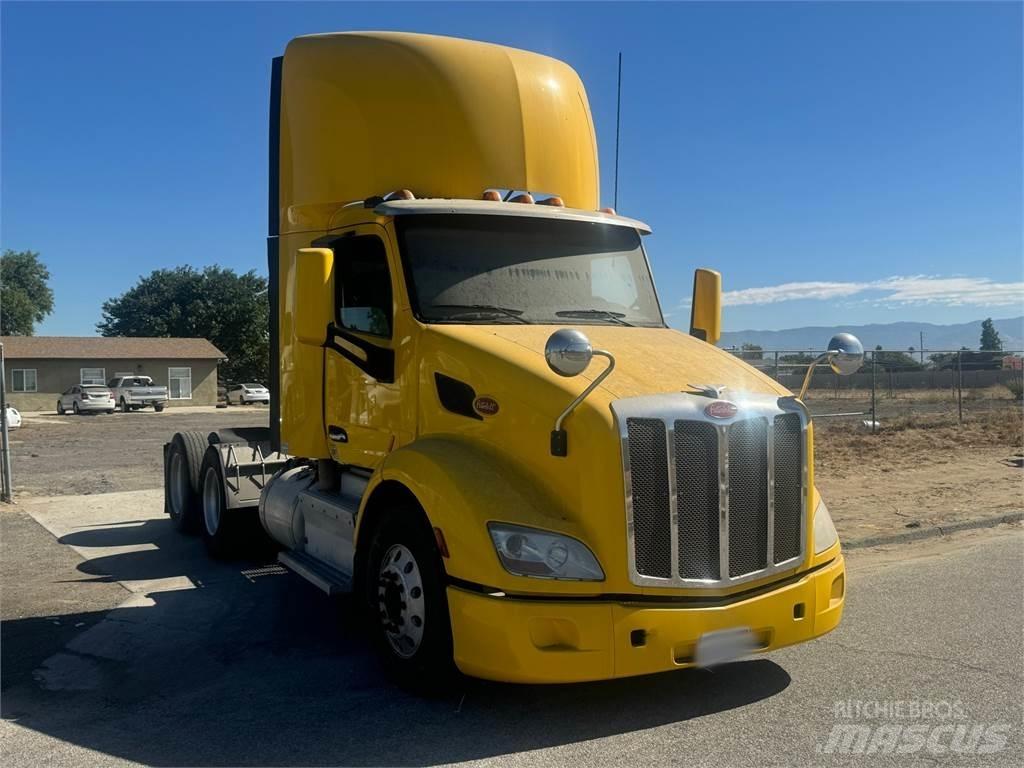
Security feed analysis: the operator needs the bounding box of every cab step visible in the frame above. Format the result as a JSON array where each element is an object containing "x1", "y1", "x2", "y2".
[{"x1": 278, "y1": 551, "x2": 353, "y2": 595}]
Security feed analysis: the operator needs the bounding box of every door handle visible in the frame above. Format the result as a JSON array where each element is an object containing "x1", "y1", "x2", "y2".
[{"x1": 327, "y1": 425, "x2": 348, "y2": 443}]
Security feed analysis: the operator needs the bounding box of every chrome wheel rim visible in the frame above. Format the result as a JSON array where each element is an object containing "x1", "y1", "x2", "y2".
[
  {"x1": 169, "y1": 452, "x2": 187, "y2": 518},
  {"x1": 378, "y1": 544, "x2": 426, "y2": 659},
  {"x1": 202, "y1": 466, "x2": 221, "y2": 536}
]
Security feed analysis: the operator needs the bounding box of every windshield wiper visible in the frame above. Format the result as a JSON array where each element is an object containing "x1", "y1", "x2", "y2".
[
  {"x1": 430, "y1": 304, "x2": 530, "y2": 324},
  {"x1": 555, "y1": 309, "x2": 633, "y2": 327}
]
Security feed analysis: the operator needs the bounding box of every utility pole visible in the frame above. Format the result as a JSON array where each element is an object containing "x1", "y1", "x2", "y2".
[
  {"x1": 919, "y1": 331, "x2": 924, "y2": 365},
  {"x1": 613, "y1": 52, "x2": 622, "y2": 211},
  {"x1": 0, "y1": 343, "x2": 12, "y2": 502}
]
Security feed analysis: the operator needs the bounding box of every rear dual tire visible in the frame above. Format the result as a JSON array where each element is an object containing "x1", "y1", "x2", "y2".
[{"x1": 165, "y1": 431, "x2": 206, "y2": 533}]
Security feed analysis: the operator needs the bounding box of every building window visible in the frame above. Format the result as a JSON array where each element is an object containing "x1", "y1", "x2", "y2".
[
  {"x1": 12, "y1": 369, "x2": 38, "y2": 393},
  {"x1": 168, "y1": 367, "x2": 192, "y2": 400},
  {"x1": 80, "y1": 367, "x2": 106, "y2": 386}
]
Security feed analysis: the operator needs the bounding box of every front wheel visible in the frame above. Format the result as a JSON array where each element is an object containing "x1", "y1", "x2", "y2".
[
  {"x1": 363, "y1": 509, "x2": 455, "y2": 690},
  {"x1": 72, "y1": 402, "x2": 80, "y2": 415},
  {"x1": 57, "y1": 401, "x2": 65, "y2": 415},
  {"x1": 154, "y1": 404, "x2": 165, "y2": 413},
  {"x1": 120, "y1": 398, "x2": 130, "y2": 413}
]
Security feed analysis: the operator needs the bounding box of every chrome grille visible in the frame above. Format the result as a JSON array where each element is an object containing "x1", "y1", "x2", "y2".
[
  {"x1": 727, "y1": 419, "x2": 770, "y2": 577},
  {"x1": 626, "y1": 418, "x2": 671, "y2": 578},
  {"x1": 772, "y1": 413, "x2": 803, "y2": 563},
  {"x1": 673, "y1": 421, "x2": 719, "y2": 579},
  {"x1": 615, "y1": 393, "x2": 808, "y2": 589}
]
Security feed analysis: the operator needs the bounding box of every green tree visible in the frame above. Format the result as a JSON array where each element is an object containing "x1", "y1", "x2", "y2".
[
  {"x1": 98, "y1": 266, "x2": 269, "y2": 382},
  {"x1": 872, "y1": 350, "x2": 922, "y2": 372},
  {"x1": 1, "y1": 249, "x2": 54, "y2": 335},
  {"x1": 980, "y1": 318, "x2": 1002, "y2": 351}
]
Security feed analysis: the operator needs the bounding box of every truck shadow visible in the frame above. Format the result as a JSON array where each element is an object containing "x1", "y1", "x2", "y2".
[{"x1": 3, "y1": 516, "x2": 792, "y2": 766}]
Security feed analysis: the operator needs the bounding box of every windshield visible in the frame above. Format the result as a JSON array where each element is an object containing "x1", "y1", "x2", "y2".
[{"x1": 397, "y1": 215, "x2": 664, "y2": 326}]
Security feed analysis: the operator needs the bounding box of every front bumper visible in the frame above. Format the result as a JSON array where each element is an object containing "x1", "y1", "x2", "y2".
[{"x1": 447, "y1": 554, "x2": 845, "y2": 683}]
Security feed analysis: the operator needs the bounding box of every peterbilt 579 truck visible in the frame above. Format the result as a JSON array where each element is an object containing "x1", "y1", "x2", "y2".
[{"x1": 163, "y1": 31, "x2": 864, "y2": 687}]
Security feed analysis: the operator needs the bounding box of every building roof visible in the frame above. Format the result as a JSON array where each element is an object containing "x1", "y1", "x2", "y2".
[{"x1": 0, "y1": 336, "x2": 225, "y2": 360}]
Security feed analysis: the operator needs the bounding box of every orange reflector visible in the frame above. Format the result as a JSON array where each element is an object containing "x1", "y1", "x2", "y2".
[
  {"x1": 482, "y1": 190, "x2": 502, "y2": 202},
  {"x1": 510, "y1": 193, "x2": 535, "y2": 204},
  {"x1": 538, "y1": 196, "x2": 565, "y2": 207},
  {"x1": 599, "y1": 206, "x2": 616, "y2": 215},
  {"x1": 433, "y1": 527, "x2": 450, "y2": 558}
]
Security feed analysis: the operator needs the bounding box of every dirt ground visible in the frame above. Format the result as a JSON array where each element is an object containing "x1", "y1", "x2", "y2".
[
  {"x1": 814, "y1": 408, "x2": 1023, "y2": 541},
  {"x1": 5, "y1": 406, "x2": 269, "y2": 499},
  {"x1": 3, "y1": 400, "x2": 1021, "y2": 542}
]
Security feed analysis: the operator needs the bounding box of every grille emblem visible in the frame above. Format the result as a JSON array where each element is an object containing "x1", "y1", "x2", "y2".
[{"x1": 705, "y1": 401, "x2": 737, "y2": 419}]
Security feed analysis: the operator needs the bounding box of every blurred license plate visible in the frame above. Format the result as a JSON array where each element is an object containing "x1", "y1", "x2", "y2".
[{"x1": 694, "y1": 627, "x2": 757, "y2": 668}]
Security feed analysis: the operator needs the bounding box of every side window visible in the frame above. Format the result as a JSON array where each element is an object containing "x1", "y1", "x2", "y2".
[
  {"x1": 12, "y1": 369, "x2": 37, "y2": 393},
  {"x1": 333, "y1": 235, "x2": 393, "y2": 337}
]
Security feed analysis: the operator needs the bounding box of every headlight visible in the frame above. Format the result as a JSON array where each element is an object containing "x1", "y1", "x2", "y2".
[
  {"x1": 488, "y1": 523, "x2": 604, "y2": 581},
  {"x1": 813, "y1": 497, "x2": 839, "y2": 554}
]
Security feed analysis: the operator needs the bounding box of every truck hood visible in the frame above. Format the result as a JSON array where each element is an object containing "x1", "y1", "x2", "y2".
[{"x1": 429, "y1": 325, "x2": 790, "y2": 399}]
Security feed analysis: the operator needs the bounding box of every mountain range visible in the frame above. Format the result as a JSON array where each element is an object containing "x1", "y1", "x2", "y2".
[{"x1": 717, "y1": 316, "x2": 1024, "y2": 352}]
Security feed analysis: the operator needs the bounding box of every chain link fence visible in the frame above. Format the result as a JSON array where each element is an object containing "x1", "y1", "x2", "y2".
[{"x1": 727, "y1": 348, "x2": 1024, "y2": 430}]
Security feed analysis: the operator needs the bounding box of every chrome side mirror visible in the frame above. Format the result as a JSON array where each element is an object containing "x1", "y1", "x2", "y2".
[
  {"x1": 545, "y1": 328, "x2": 594, "y2": 377},
  {"x1": 545, "y1": 329, "x2": 616, "y2": 456},
  {"x1": 827, "y1": 332, "x2": 864, "y2": 376},
  {"x1": 798, "y1": 332, "x2": 864, "y2": 400}
]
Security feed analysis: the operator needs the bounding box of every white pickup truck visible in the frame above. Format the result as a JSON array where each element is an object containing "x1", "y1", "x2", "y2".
[{"x1": 107, "y1": 376, "x2": 169, "y2": 413}]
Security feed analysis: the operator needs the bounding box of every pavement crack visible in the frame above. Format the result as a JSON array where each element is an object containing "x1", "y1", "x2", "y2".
[{"x1": 827, "y1": 639, "x2": 1019, "y2": 680}]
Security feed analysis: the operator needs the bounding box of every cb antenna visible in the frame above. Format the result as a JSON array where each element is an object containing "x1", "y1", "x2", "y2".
[{"x1": 614, "y1": 52, "x2": 623, "y2": 211}]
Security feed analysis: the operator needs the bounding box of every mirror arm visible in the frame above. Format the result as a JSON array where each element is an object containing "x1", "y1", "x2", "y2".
[
  {"x1": 551, "y1": 350, "x2": 615, "y2": 457},
  {"x1": 798, "y1": 350, "x2": 836, "y2": 401}
]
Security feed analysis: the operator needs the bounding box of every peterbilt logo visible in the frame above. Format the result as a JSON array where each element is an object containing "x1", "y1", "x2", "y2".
[{"x1": 705, "y1": 401, "x2": 737, "y2": 419}]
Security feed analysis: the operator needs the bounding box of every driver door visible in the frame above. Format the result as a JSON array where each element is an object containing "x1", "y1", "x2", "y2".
[{"x1": 321, "y1": 224, "x2": 403, "y2": 469}]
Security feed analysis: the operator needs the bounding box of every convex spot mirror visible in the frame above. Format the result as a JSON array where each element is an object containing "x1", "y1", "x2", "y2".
[
  {"x1": 828, "y1": 333, "x2": 864, "y2": 375},
  {"x1": 545, "y1": 329, "x2": 593, "y2": 377}
]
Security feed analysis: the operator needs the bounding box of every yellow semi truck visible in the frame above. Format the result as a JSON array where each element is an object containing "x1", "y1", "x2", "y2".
[{"x1": 163, "y1": 31, "x2": 863, "y2": 687}]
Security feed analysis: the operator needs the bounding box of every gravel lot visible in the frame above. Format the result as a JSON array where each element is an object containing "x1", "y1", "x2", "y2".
[{"x1": 7, "y1": 406, "x2": 269, "y2": 498}]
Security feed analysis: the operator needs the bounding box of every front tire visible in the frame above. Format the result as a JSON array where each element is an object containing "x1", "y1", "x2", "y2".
[
  {"x1": 72, "y1": 402, "x2": 80, "y2": 415},
  {"x1": 120, "y1": 398, "x2": 130, "y2": 413},
  {"x1": 364, "y1": 509, "x2": 455, "y2": 690},
  {"x1": 154, "y1": 403, "x2": 165, "y2": 413},
  {"x1": 57, "y1": 401, "x2": 65, "y2": 415}
]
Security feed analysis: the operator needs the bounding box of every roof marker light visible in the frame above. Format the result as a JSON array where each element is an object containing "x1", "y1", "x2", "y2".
[
  {"x1": 538, "y1": 196, "x2": 565, "y2": 207},
  {"x1": 510, "y1": 193, "x2": 535, "y2": 204},
  {"x1": 482, "y1": 190, "x2": 502, "y2": 202},
  {"x1": 599, "y1": 207, "x2": 616, "y2": 215}
]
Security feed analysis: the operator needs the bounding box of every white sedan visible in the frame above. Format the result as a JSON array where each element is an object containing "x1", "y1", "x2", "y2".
[
  {"x1": 58, "y1": 385, "x2": 116, "y2": 415},
  {"x1": 227, "y1": 383, "x2": 270, "y2": 405}
]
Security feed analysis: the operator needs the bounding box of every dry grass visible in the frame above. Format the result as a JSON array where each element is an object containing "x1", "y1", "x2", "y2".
[{"x1": 814, "y1": 408, "x2": 1024, "y2": 480}]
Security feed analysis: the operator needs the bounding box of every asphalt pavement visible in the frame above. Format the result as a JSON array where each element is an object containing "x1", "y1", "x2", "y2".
[{"x1": 1, "y1": 491, "x2": 1021, "y2": 767}]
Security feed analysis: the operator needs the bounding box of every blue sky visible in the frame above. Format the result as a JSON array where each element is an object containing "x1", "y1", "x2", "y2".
[{"x1": 2, "y1": 1, "x2": 1021, "y2": 335}]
